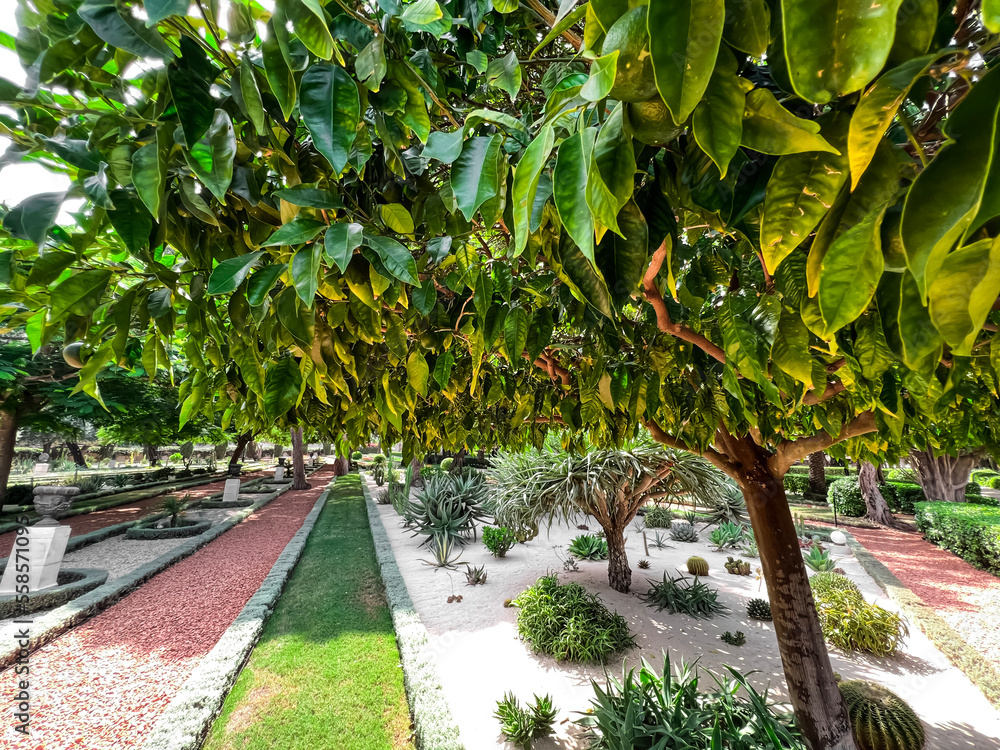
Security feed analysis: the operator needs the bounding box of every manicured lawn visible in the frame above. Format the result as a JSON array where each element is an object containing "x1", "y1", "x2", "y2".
[{"x1": 203, "y1": 473, "x2": 414, "y2": 750}]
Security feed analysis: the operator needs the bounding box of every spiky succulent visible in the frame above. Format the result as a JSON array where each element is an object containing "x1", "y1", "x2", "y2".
[
  {"x1": 637, "y1": 558, "x2": 651, "y2": 569},
  {"x1": 720, "y1": 630, "x2": 746, "y2": 646},
  {"x1": 568, "y1": 534, "x2": 609, "y2": 560},
  {"x1": 747, "y1": 597, "x2": 772, "y2": 621},
  {"x1": 465, "y1": 564, "x2": 488, "y2": 585},
  {"x1": 725, "y1": 557, "x2": 751, "y2": 575},
  {"x1": 810, "y1": 571, "x2": 860, "y2": 599},
  {"x1": 686, "y1": 556, "x2": 709, "y2": 576},
  {"x1": 839, "y1": 681, "x2": 925, "y2": 750},
  {"x1": 669, "y1": 521, "x2": 699, "y2": 542}
]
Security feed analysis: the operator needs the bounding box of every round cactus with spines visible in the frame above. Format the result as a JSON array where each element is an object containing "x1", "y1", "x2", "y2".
[
  {"x1": 839, "y1": 681, "x2": 925, "y2": 750},
  {"x1": 669, "y1": 521, "x2": 699, "y2": 542},
  {"x1": 686, "y1": 556, "x2": 709, "y2": 577},
  {"x1": 747, "y1": 598, "x2": 772, "y2": 621}
]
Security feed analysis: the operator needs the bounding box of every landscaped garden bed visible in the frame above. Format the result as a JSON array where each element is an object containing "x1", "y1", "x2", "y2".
[
  {"x1": 124, "y1": 517, "x2": 212, "y2": 540},
  {"x1": 0, "y1": 568, "x2": 108, "y2": 619},
  {"x1": 915, "y1": 502, "x2": 1000, "y2": 576}
]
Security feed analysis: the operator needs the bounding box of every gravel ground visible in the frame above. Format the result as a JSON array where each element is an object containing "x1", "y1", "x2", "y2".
[{"x1": 0, "y1": 468, "x2": 333, "y2": 750}]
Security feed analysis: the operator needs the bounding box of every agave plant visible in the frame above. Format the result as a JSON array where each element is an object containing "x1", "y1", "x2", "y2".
[
  {"x1": 409, "y1": 472, "x2": 488, "y2": 546},
  {"x1": 421, "y1": 533, "x2": 463, "y2": 568},
  {"x1": 568, "y1": 534, "x2": 609, "y2": 560},
  {"x1": 708, "y1": 521, "x2": 747, "y2": 550},
  {"x1": 803, "y1": 545, "x2": 838, "y2": 573}
]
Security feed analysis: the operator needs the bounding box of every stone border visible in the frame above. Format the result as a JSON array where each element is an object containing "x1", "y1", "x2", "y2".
[
  {"x1": 125, "y1": 519, "x2": 214, "y2": 540},
  {"x1": 843, "y1": 530, "x2": 1000, "y2": 708},
  {"x1": 140, "y1": 479, "x2": 335, "y2": 750},
  {"x1": 361, "y1": 479, "x2": 464, "y2": 750},
  {"x1": 195, "y1": 499, "x2": 254, "y2": 509},
  {"x1": 0, "y1": 482, "x2": 296, "y2": 673},
  {"x1": 0, "y1": 568, "x2": 109, "y2": 619}
]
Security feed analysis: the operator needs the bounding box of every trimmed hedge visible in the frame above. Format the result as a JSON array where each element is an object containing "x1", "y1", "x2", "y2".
[
  {"x1": 0, "y1": 568, "x2": 108, "y2": 619},
  {"x1": 916, "y1": 502, "x2": 1000, "y2": 576},
  {"x1": 125, "y1": 518, "x2": 212, "y2": 540},
  {"x1": 829, "y1": 477, "x2": 865, "y2": 516},
  {"x1": 885, "y1": 482, "x2": 925, "y2": 514},
  {"x1": 971, "y1": 469, "x2": 999, "y2": 484}
]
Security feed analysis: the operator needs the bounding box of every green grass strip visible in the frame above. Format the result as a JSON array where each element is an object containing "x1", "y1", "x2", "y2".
[{"x1": 203, "y1": 474, "x2": 414, "y2": 750}]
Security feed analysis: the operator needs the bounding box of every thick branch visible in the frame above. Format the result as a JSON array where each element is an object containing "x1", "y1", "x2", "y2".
[
  {"x1": 527, "y1": 351, "x2": 571, "y2": 386},
  {"x1": 644, "y1": 418, "x2": 734, "y2": 476},
  {"x1": 802, "y1": 380, "x2": 846, "y2": 406},
  {"x1": 769, "y1": 411, "x2": 878, "y2": 477}
]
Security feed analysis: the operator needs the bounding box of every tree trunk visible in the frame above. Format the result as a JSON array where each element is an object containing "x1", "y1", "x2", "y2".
[
  {"x1": 859, "y1": 461, "x2": 899, "y2": 527},
  {"x1": 144, "y1": 444, "x2": 159, "y2": 466},
  {"x1": 604, "y1": 524, "x2": 631, "y2": 593},
  {"x1": 453, "y1": 447, "x2": 466, "y2": 470},
  {"x1": 246, "y1": 440, "x2": 260, "y2": 461},
  {"x1": 67, "y1": 442, "x2": 87, "y2": 467},
  {"x1": 735, "y1": 447, "x2": 858, "y2": 750},
  {"x1": 0, "y1": 410, "x2": 19, "y2": 505},
  {"x1": 808, "y1": 451, "x2": 827, "y2": 496},
  {"x1": 333, "y1": 455, "x2": 350, "y2": 475},
  {"x1": 409, "y1": 455, "x2": 422, "y2": 479},
  {"x1": 289, "y1": 426, "x2": 310, "y2": 490},
  {"x1": 909, "y1": 447, "x2": 975, "y2": 502},
  {"x1": 229, "y1": 431, "x2": 252, "y2": 473}
]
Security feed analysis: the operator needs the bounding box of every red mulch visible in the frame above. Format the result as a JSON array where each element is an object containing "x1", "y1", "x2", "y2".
[
  {"x1": 0, "y1": 468, "x2": 332, "y2": 749},
  {"x1": 0, "y1": 473, "x2": 263, "y2": 559}
]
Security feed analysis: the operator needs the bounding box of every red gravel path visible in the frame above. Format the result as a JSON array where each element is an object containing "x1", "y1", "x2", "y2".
[
  {"x1": 0, "y1": 473, "x2": 262, "y2": 559},
  {"x1": 1, "y1": 467, "x2": 333, "y2": 749}
]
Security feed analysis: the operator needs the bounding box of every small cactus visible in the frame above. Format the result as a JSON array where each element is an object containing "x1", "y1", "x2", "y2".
[
  {"x1": 669, "y1": 521, "x2": 699, "y2": 542},
  {"x1": 637, "y1": 558, "x2": 651, "y2": 569},
  {"x1": 465, "y1": 564, "x2": 487, "y2": 586},
  {"x1": 839, "y1": 680, "x2": 925, "y2": 750},
  {"x1": 747, "y1": 597, "x2": 772, "y2": 621},
  {"x1": 686, "y1": 556, "x2": 709, "y2": 576},
  {"x1": 720, "y1": 630, "x2": 746, "y2": 646},
  {"x1": 725, "y1": 556, "x2": 751, "y2": 575}
]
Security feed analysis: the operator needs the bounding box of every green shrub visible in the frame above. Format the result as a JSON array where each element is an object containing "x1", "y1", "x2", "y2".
[
  {"x1": 988, "y1": 476, "x2": 1000, "y2": 490},
  {"x1": 828, "y1": 477, "x2": 865, "y2": 517},
  {"x1": 483, "y1": 526, "x2": 516, "y2": 557},
  {"x1": 109, "y1": 474, "x2": 131, "y2": 488},
  {"x1": 371, "y1": 454, "x2": 387, "y2": 466},
  {"x1": 640, "y1": 573, "x2": 727, "y2": 618},
  {"x1": 76, "y1": 475, "x2": 105, "y2": 495},
  {"x1": 568, "y1": 534, "x2": 609, "y2": 560},
  {"x1": 643, "y1": 505, "x2": 673, "y2": 528},
  {"x1": 971, "y1": 469, "x2": 999, "y2": 484},
  {"x1": 784, "y1": 474, "x2": 811, "y2": 494},
  {"x1": 513, "y1": 575, "x2": 634, "y2": 662},
  {"x1": 814, "y1": 588, "x2": 907, "y2": 656},
  {"x1": 419, "y1": 465, "x2": 442, "y2": 481},
  {"x1": 409, "y1": 473, "x2": 487, "y2": 546},
  {"x1": 915, "y1": 501, "x2": 1000, "y2": 575},
  {"x1": 4, "y1": 484, "x2": 34, "y2": 505},
  {"x1": 885, "y1": 467, "x2": 918, "y2": 483},
  {"x1": 884, "y1": 481, "x2": 924, "y2": 514},
  {"x1": 967, "y1": 481, "x2": 981, "y2": 496},
  {"x1": 439, "y1": 457, "x2": 454, "y2": 471},
  {"x1": 350, "y1": 450, "x2": 362, "y2": 460},
  {"x1": 581, "y1": 654, "x2": 806, "y2": 750},
  {"x1": 708, "y1": 521, "x2": 746, "y2": 549}
]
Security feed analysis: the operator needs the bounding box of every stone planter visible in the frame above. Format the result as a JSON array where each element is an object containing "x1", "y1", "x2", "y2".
[{"x1": 33, "y1": 486, "x2": 80, "y2": 525}]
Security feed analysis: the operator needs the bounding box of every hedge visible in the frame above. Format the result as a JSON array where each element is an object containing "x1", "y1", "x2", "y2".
[
  {"x1": 884, "y1": 482, "x2": 925, "y2": 514},
  {"x1": 828, "y1": 477, "x2": 865, "y2": 516},
  {"x1": 971, "y1": 469, "x2": 1000, "y2": 484},
  {"x1": 916, "y1": 502, "x2": 1000, "y2": 576}
]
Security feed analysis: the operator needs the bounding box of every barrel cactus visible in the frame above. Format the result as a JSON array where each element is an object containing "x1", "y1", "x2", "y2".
[
  {"x1": 810, "y1": 571, "x2": 861, "y2": 599},
  {"x1": 669, "y1": 521, "x2": 699, "y2": 542},
  {"x1": 686, "y1": 556, "x2": 709, "y2": 576},
  {"x1": 839, "y1": 681, "x2": 925, "y2": 750},
  {"x1": 747, "y1": 597, "x2": 772, "y2": 621}
]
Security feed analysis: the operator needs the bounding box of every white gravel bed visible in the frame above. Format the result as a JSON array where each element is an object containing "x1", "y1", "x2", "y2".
[{"x1": 366, "y1": 477, "x2": 1000, "y2": 750}]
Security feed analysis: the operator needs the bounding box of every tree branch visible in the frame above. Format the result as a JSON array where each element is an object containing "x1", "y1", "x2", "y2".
[
  {"x1": 642, "y1": 240, "x2": 727, "y2": 365},
  {"x1": 802, "y1": 380, "x2": 846, "y2": 406},
  {"x1": 769, "y1": 411, "x2": 878, "y2": 476},
  {"x1": 522, "y1": 0, "x2": 582, "y2": 51},
  {"x1": 644, "y1": 418, "x2": 734, "y2": 475}
]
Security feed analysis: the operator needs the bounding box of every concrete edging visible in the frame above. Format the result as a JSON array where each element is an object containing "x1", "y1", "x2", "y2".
[
  {"x1": 843, "y1": 530, "x2": 1000, "y2": 708},
  {"x1": 361, "y1": 479, "x2": 464, "y2": 750},
  {"x1": 0, "y1": 567, "x2": 109, "y2": 619},
  {"x1": 140, "y1": 478, "x2": 335, "y2": 750}
]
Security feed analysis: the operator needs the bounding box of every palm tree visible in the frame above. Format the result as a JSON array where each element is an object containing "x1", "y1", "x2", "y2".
[{"x1": 489, "y1": 440, "x2": 727, "y2": 593}]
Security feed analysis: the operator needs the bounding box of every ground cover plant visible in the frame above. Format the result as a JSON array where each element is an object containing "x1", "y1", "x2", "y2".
[
  {"x1": 643, "y1": 506, "x2": 674, "y2": 528},
  {"x1": 641, "y1": 573, "x2": 727, "y2": 618},
  {"x1": 203, "y1": 475, "x2": 412, "y2": 750},
  {"x1": 513, "y1": 575, "x2": 634, "y2": 663}
]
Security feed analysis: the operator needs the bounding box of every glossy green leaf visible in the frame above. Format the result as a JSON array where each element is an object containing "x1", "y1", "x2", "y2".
[
  {"x1": 400, "y1": 0, "x2": 443, "y2": 26},
  {"x1": 554, "y1": 235, "x2": 613, "y2": 317},
  {"x1": 290, "y1": 243, "x2": 323, "y2": 306},
  {"x1": 50, "y1": 269, "x2": 113, "y2": 318},
  {"x1": 301, "y1": 64, "x2": 361, "y2": 176},
  {"x1": 106, "y1": 189, "x2": 153, "y2": 255},
  {"x1": 887, "y1": 0, "x2": 936, "y2": 66},
  {"x1": 554, "y1": 128, "x2": 597, "y2": 263},
  {"x1": 228, "y1": 0, "x2": 257, "y2": 44},
  {"x1": 723, "y1": 0, "x2": 770, "y2": 57},
  {"x1": 740, "y1": 89, "x2": 839, "y2": 155},
  {"x1": 896, "y1": 270, "x2": 941, "y2": 367},
  {"x1": 144, "y1": 0, "x2": 189, "y2": 25},
  {"x1": 26, "y1": 251, "x2": 76, "y2": 287},
  {"x1": 263, "y1": 356, "x2": 303, "y2": 419},
  {"x1": 407, "y1": 350, "x2": 430, "y2": 395},
  {"x1": 928, "y1": 238, "x2": 1000, "y2": 355},
  {"x1": 648, "y1": 0, "x2": 725, "y2": 123},
  {"x1": 275, "y1": 286, "x2": 315, "y2": 349},
  {"x1": 854, "y1": 311, "x2": 893, "y2": 380},
  {"x1": 423, "y1": 129, "x2": 465, "y2": 164},
  {"x1": 433, "y1": 351, "x2": 455, "y2": 389},
  {"x1": 466, "y1": 50, "x2": 488, "y2": 73},
  {"x1": 692, "y1": 46, "x2": 747, "y2": 178},
  {"x1": 78, "y1": 0, "x2": 174, "y2": 59},
  {"x1": 770, "y1": 306, "x2": 813, "y2": 387},
  {"x1": 581, "y1": 51, "x2": 619, "y2": 102},
  {"x1": 451, "y1": 135, "x2": 502, "y2": 221},
  {"x1": 817, "y1": 208, "x2": 885, "y2": 332},
  {"x1": 411, "y1": 282, "x2": 437, "y2": 315},
  {"x1": 594, "y1": 199, "x2": 648, "y2": 308},
  {"x1": 986, "y1": 0, "x2": 1000, "y2": 33},
  {"x1": 263, "y1": 20, "x2": 296, "y2": 120},
  {"x1": 83, "y1": 164, "x2": 114, "y2": 210},
  {"x1": 587, "y1": 105, "x2": 635, "y2": 236},
  {"x1": 781, "y1": 0, "x2": 904, "y2": 104},
  {"x1": 237, "y1": 56, "x2": 266, "y2": 135},
  {"x1": 486, "y1": 51, "x2": 522, "y2": 102},
  {"x1": 324, "y1": 223, "x2": 363, "y2": 273},
  {"x1": 381, "y1": 204, "x2": 414, "y2": 234},
  {"x1": 504, "y1": 306, "x2": 529, "y2": 361},
  {"x1": 279, "y1": 0, "x2": 336, "y2": 60},
  {"x1": 356, "y1": 36, "x2": 387, "y2": 91},
  {"x1": 247, "y1": 263, "x2": 287, "y2": 306},
  {"x1": 131, "y1": 130, "x2": 168, "y2": 218},
  {"x1": 362, "y1": 234, "x2": 420, "y2": 286},
  {"x1": 185, "y1": 108, "x2": 236, "y2": 203},
  {"x1": 512, "y1": 125, "x2": 555, "y2": 257},
  {"x1": 168, "y1": 37, "x2": 216, "y2": 146},
  {"x1": 2, "y1": 192, "x2": 64, "y2": 247},
  {"x1": 207, "y1": 251, "x2": 265, "y2": 295},
  {"x1": 273, "y1": 187, "x2": 344, "y2": 209},
  {"x1": 531, "y1": 3, "x2": 588, "y2": 58},
  {"x1": 262, "y1": 217, "x2": 327, "y2": 246}
]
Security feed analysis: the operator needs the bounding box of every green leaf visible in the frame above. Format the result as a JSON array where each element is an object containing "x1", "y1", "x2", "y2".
[
  {"x1": 357, "y1": 35, "x2": 387, "y2": 91},
  {"x1": 581, "y1": 51, "x2": 618, "y2": 102},
  {"x1": 531, "y1": 3, "x2": 588, "y2": 58},
  {"x1": 433, "y1": 351, "x2": 455, "y2": 389},
  {"x1": 49, "y1": 269, "x2": 113, "y2": 319},
  {"x1": 131, "y1": 130, "x2": 168, "y2": 218},
  {"x1": 770, "y1": 306, "x2": 813, "y2": 387},
  {"x1": 587, "y1": 105, "x2": 635, "y2": 236},
  {"x1": 554, "y1": 128, "x2": 597, "y2": 263},
  {"x1": 280, "y1": 0, "x2": 335, "y2": 60},
  {"x1": 423, "y1": 129, "x2": 465, "y2": 164},
  {"x1": 263, "y1": 356, "x2": 303, "y2": 420},
  {"x1": 740, "y1": 89, "x2": 839, "y2": 155},
  {"x1": 381, "y1": 204, "x2": 414, "y2": 234},
  {"x1": 928, "y1": 238, "x2": 1000, "y2": 355},
  {"x1": 692, "y1": 47, "x2": 747, "y2": 178},
  {"x1": 262, "y1": 217, "x2": 327, "y2": 247},
  {"x1": 887, "y1": 0, "x2": 936, "y2": 67},
  {"x1": 486, "y1": 51, "x2": 523, "y2": 101},
  {"x1": 986, "y1": 0, "x2": 1000, "y2": 33},
  {"x1": 290, "y1": 243, "x2": 323, "y2": 306},
  {"x1": 407, "y1": 350, "x2": 430, "y2": 395},
  {"x1": 892, "y1": 270, "x2": 942, "y2": 367},
  {"x1": 237, "y1": 56, "x2": 266, "y2": 135},
  {"x1": 723, "y1": 0, "x2": 770, "y2": 57},
  {"x1": 275, "y1": 286, "x2": 315, "y2": 349},
  {"x1": 466, "y1": 50, "x2": 488, "y2": 73},
  {"x1": 817, "y1": 208, "x2": 885, "y2": 333},
  {"x1": 185, "y1": 108, "x2": 236, "y2": 203},
  {"x1": 412, "y1": 283, "x2": 437, "y2": 315},
  {"x1": 168, "y1": 37, "x2": 217, "y2": 145},
  {"x1": 273, "y1": 187, "x2": 344, "y2": 209},
  {"x1": 26, "y1": 251, "x2": 76, "y2": 287},
  {"x1": 648, "y1": 0, "x2": 724, "y2": 123},
  {"x1": 594, "y1": 199, "x2": 647, "y2": 308},
  {"x1": 719, "y1": 297, "x2": 767, "y2": 384},
  {"x1": 848, "y1": 54, "x2": 935, "y2": 188},
  {"x1": 228, "y1": 0, "x2": 257, "y2": 44},
  {"x1": 400, "y1": 0, "x2": 443, "y2": 26},
  {"x1": 2, "y1": 192, "x2": 64, "y2": 247},
  {"x1": 781, "y1": 0, "x2": 904, "y2": 104},
  {"x1": 854, "y1": 312, "x2": 893, "y2": 380},
  {"x1": 300, "y1": 64, "x2": 361, "y2": 176},
  {"x1": 78, "y1": 0, "x2": 174, "y2": 59},
  {"x1": 207, "y1": 251, "x2": 265, "y2": 295},
  {"x1": 147, "y1": 287, "x2": 173, "y2": 318},
  {"x1": 362, "y1": 234, "x2": 420, "y2": 286},
  {"x1": 554, "y1": 235, "x2": 613, "y2": 317},
  {"x1": 451, "y1": 135, "x2": 502, "y2": 221},
  {"x1": 247, "y1": 263, "x2": 287, "y2": 306},
  {"x1": 263, "y1": 20, "x2": 296, "y2": 120},
  {"x1": 901, "y1": 65, "x2": 1000, "y2": 299},
  {"x1": 324, "y1": 223, "x2": 363, "y2": 273},
  {"x1": 107, "y1": 189, "x2": 153, "y2": 255},
  {"x1": 526, "y1": 307, "x2": 554, "y2": 362},
  {"x1": 760, "y1": 114, "x2": 850, "y2": 273},
  {"x1": 144, "y1": 0, "x2": 189, "y2": 25},
  {"x1": 504, "y1": 306, "x2": 529, "y2": 360},
  {"x1": 512, "y1": 125, "x2": 555, "y2": 257}
]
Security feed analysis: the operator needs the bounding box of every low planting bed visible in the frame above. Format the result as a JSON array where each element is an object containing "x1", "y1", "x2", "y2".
[
  {"x1": 125, "y1": 517, "x2": 213, "y2": 540},
  {"x1": 0, "y1": 567, "x2": 108, "y2": 618},
  {"x1": 916, "y1": 502, "x2": 1000, "y2": 576},
  {"x1": 197, "y1": 497, "x2": 255, "y2": 508}
]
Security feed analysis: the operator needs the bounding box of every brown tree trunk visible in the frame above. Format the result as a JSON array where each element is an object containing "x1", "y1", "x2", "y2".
[
  {"x1": 604, "y1": 524, "x2": 631, "y2": 593},
  {"x1": 67, "y1": 442, "x2": 87, "y2": 467},
  {"x1": 733, "y1": 442, "x2": 858, "y2": 750},
  {"x1": 0, "y1": 409, "x2": 19, "y2": 505},
  {"x1": 808, "y1": 451, "x2": 827, "y2": 496},
  {"x1": 144, "y1": 444, "x2": 159, "y2": 466},
  {"x1": 333, "y1": 455, "x2": 350, "y2": 475},
  {"x1": 909, "y1": 447, "x2": 975, "y2": 502},
  {"x1": 290, "y1": 426, "x2": 310, "y2": 490},
  {"x1": 246, "y1": 440, "x2": 260, "y2": 461},
  {"x1": 453, "y1": 447, "x2": 466, "y2": 470},
  {"x1": 229, "y1": 431, "x2": 252, "y2": 472},
  {"x1": 859, "y1": 461, "x2": 899, "y2": 527}
]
